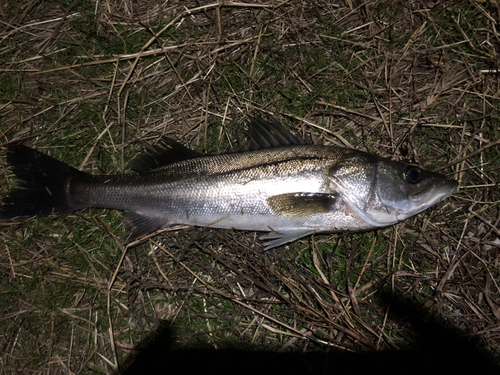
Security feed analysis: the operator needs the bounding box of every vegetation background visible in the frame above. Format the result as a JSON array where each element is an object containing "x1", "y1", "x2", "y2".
[{"x1": 0, "y1": 0, "x2": 499, "y2": 373}]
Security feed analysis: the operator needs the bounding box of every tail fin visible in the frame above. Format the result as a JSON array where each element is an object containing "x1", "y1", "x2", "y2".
[{"x1": 1, "y1": 145, "x2": 89, "y2": 219}]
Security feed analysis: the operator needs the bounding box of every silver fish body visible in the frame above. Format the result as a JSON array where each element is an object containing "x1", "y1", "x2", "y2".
[{"x1": 0, "y1": 119, "x2": 458, "y2": 249}]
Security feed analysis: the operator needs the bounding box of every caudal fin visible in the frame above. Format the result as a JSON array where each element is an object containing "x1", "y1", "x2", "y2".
[{"x1": 1, "y1": 145, "x2": 88, "y2": 219}]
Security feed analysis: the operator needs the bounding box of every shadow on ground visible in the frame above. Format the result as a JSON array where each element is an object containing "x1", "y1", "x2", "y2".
[{"x1": 119, "y1": 290, "x2": 499, "y2": 375}]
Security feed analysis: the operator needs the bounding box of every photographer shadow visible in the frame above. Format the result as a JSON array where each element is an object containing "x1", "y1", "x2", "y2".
[{"x1": 120, "y1": 291, "x2": 498, "y2": 375}]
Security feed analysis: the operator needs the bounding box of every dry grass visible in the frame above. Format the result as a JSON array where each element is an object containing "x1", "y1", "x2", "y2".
[{"x1": 0, "y1": 0, "x2": 499, "y2": 373}]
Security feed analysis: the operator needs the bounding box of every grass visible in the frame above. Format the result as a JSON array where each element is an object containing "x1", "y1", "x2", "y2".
[{"x1": 1, "y1": 0, "x2": 500, "y2": 374}]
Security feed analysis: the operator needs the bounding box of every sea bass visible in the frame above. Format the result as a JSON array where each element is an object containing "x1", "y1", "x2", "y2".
[{"x1": 0, "y1": 117, "x2": 458, "y2": 249}]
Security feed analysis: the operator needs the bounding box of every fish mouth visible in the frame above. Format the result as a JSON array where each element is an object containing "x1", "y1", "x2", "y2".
[{"x1": 410, "y1": 179, "x2": 458, "y2": 206}]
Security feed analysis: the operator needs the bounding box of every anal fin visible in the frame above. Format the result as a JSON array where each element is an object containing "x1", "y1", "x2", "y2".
[{"x1": 122, "y1": 211, "x2": 168, "y2": 242}]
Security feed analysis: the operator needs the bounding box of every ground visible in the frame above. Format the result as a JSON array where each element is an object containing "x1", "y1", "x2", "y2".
[{"x1": 0, "y1": 0, "x2": 499, "y2": 374}]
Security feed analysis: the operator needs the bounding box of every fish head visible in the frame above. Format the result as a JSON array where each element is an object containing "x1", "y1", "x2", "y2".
[
  {"x1": 366, "y1": 160, "x2": 458, "y2": 226},
  {"x1": 328, "y1": 153, "x2": 458, "y2": 228}
]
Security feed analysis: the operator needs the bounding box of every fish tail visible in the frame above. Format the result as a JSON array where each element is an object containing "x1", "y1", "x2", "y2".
[{"x1": 1, "y1": 145, "x2": 89, "y2": 219}]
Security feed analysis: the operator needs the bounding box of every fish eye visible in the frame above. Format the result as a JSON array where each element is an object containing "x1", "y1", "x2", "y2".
[{"x1": 404, "y1": 166, "x2": 421, "y2": 184}]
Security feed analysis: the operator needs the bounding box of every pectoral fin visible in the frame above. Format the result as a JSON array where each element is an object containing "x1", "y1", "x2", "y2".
[
  {"x1": 260, "y1": 228, "x2": 316, "y2": 250},
  {"x1": 266, "y1": 192, "x2": 338, "y2": 217}
]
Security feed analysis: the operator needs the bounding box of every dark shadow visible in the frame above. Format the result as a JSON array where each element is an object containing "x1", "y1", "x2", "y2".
[{"x1": 119, "y1": 291, "x2": 499, "y2": 375}]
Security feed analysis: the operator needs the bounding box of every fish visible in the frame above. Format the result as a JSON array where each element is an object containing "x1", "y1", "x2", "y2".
[{"x1": 0, "y1": 117, "x2": 458, "y2": 250}]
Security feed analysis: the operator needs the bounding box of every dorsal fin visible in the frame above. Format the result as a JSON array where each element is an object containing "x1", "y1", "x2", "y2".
[
  {"x1": 237, "y1": 117, "x2": 307, "y2": 151},
  {"x1": 129, "y1": 138, "x2": 202, "y2": 173},
  {"x1": 130, "y1": 116, "x2": 306, "y2": 171}
]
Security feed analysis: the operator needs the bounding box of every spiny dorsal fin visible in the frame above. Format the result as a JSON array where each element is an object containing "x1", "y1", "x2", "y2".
[
  {"x1": 129, "y1": 138, "x2": 202, "y2": 173},
  {"x1": 237, "y1": 117, "x2": 307, "y2": 151}
]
